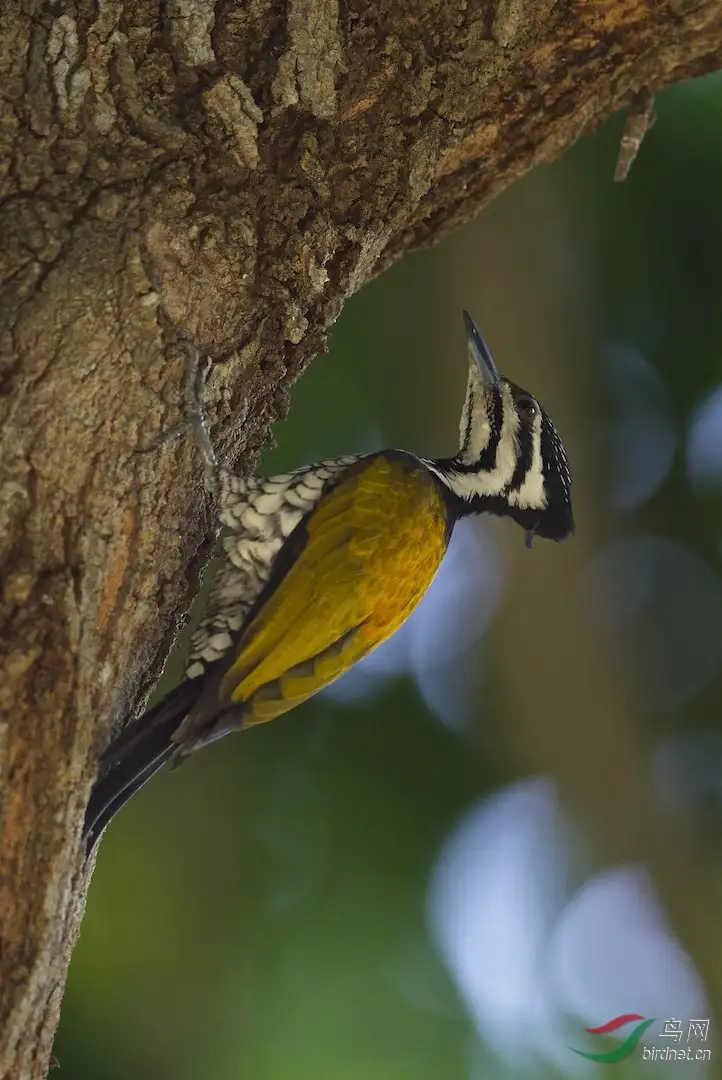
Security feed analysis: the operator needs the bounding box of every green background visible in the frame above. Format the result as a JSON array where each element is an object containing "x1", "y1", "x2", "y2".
[{"x1": 57, "y1": 72, "x2": 722, "y2": 1079}]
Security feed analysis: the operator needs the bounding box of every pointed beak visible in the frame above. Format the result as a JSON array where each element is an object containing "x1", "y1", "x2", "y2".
[{"x1": 463, "y1": 310, "x2": 501, "y2": 389}]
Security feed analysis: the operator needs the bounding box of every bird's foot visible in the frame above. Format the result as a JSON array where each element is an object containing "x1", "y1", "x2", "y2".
[{"x1": 136, "y1": 340, "x2": 219, "y2": 497}]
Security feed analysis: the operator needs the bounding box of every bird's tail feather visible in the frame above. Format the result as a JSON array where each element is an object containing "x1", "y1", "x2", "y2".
[{"x1": 84, "y1": 678, "x2": 202, "y2": 857}]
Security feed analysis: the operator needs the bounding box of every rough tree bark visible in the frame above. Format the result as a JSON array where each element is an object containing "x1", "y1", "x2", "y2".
[{"x1": 1, "y1": 1, "x2": 721, "y2": 1076}]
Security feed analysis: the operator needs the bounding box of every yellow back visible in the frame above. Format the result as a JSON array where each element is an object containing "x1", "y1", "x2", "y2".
[{"x1": 219, "y1": 452, "x2": 452, "y2": 723}]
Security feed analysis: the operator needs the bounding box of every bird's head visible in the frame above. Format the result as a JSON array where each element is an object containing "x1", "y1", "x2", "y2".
[{"x1": 435, "y1": 311, "x2": 574, "y2": 546}]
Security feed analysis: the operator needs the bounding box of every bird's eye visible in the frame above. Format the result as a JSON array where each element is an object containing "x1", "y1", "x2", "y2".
[{"x1": 517, "y1": 395, "x2": 537, "y2": 417}]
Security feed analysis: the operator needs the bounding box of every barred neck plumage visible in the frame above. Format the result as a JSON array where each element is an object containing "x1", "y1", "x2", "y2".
[{"x1": 422, "y1": 312, "x2": 573, "y2": 544}]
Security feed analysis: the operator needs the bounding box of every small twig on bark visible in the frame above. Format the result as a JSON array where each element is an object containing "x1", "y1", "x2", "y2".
[{"x1": 614, "y1": 89, "x2": 656, "y2": 182}]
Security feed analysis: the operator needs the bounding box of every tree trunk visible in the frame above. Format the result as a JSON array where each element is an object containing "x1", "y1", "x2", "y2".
[{"x1": 1, "y1": 1, "x2": 721, "y2": 1075}]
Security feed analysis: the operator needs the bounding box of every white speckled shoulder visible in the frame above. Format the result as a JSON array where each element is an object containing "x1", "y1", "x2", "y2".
[{"x1": 185, "y1": 455, "x2": 363, "y2": 680}]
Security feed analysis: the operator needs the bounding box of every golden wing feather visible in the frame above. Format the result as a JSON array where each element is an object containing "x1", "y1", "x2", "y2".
[{"x1": 217, "y1": 451, "x2": 453, "y2": 724}]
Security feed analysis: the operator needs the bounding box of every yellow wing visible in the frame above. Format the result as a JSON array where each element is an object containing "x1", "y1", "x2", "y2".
[{"x1": 216, "y1": 451, "x2": 452, "y2": 724}]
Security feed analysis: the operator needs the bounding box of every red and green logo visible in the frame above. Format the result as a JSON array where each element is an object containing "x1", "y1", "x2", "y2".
[{"x1": 570, "y1": 1014, "x2": 656, "y2": 1064}]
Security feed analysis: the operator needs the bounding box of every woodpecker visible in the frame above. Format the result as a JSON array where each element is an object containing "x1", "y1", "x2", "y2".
[{"x1": 84, "y1": 312, "x2": 573, "y2": 853}]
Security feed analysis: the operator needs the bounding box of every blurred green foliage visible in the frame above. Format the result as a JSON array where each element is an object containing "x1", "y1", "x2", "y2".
[{"x1": 57, "y1": 71, "x2": 722, "y2": 1079}]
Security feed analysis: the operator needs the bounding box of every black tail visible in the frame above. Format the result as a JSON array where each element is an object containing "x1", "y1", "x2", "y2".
[{"x1": 84, "y1": 679, "x2": 202, "y2": 857}]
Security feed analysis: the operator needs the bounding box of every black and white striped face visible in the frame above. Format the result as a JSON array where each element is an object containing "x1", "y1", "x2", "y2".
[{"x1": 434, "y1": 312, "x2": 573, "y2": 544}]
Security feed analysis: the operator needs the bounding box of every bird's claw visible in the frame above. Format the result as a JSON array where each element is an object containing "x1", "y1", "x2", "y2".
[
  {"x1": 135, "y1": 340, "x2": 220, "y2": 498},
  {"x1": 135, "y1": 419, "x2": 190, "y2": 455}
]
